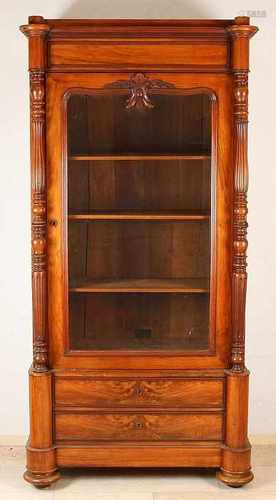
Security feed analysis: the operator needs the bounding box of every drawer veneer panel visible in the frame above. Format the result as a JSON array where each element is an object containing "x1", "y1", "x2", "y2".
[
  {"x1": 49, "y1": 42, "x2": 228, "y2": 70},
  {"x1": 55, "y1": 378, "x2": 224, "y2": 408},
  {"x1": 55, "y1": 412, "x2": 223, "y2": 441}
]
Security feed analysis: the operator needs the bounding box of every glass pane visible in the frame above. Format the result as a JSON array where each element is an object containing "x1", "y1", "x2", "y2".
[
  {"x1": 69, "y1": 294, "x2": 209, "y2": 350},
  {"x1": 67, "y1": 91, "x2": 212, "y2": 351},
  {"x1": 67, "y1": 94, "x2": 211, "y2": 155}
]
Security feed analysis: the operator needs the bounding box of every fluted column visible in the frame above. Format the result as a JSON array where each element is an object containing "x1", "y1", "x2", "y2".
[{"x1": 228, "y1": 20, "x2": 258, "y2": 372}]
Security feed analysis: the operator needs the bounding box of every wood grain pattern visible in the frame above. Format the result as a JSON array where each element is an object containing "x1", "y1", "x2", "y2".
[
  {"x1": 69, "y1": 293, "x2": 210, "y2": 351},
  {"x1": 68, "y1": 159, "x2": 211, "y2": 213},
  {"x1": 29, "y1": 372, "x2": 52, "y2": 448},
  {"x1": 55, "y1": 378, "x2": 224, "y2": 408},
  {"x1": 104, "y1": 73, "x2": 175, "y2": 110},
  {"x1": 54, "y1": 369, "x2": 225, "y2": 378},
  {"x1": 47, "y1": 72, "x2": 229, "y2": 370},
  {"x1": 21, "y1": 22, "x2": 61, "y2": 488},
  {"x1": 68, "y1": 211, "x2": 210, "y2": 221},
  {"x1": 218, "y1": 21, "x2": 258, "y2": 488},
  {"x1": 56, "y1": 443, "x2": 222, "y2": 468},
  {"x1": 55, "y1": 412, "x2": 223, "y2": 442},
  {"x1": 228, "y1": 23, "x2": 258, "y2": 373},
  {"x1": 21, "y1": 15, "x2": 257, "y2": 488},
  {"x1": 49, "y1": 42, "x2": 228, "y2": 71},
  {"x1": 219, "y1": 370, "x2": 253, "y2": 486},
  {"x1": 68, "y1": 221, "x2": 210, "y2": 281},
  {"x1": 21, "y1": 22, "x2": 50, "y2": 375},
  {"x1": 69, "y1": 154, "x2": 211, "y2": 160},
  {"x1": 63, "y1": 83, "x2": 216, "y2": 360},
  {"x1": 24, "y1": 371, "x2": 60, "y2": 487},
  {"x1": 30, "y1": 69, "x2": 48, "y2": 372},
  {"x1": 67, "y1": 92, "x2": 211, "y2": 156},
  {"x1": 231, "y1": 70, "x2": 249, "y2": 372},
  {"x1": 69, "y1": 278, "x2": 209, "y2": 293}
]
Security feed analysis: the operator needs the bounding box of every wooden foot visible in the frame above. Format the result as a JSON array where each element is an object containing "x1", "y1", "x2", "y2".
[
  {"x1": 217, "y1": 468, "x2": 254, "y2": 488},
  {"x1": 23, "y1": 469, "x2": 61, "y2": 488}
]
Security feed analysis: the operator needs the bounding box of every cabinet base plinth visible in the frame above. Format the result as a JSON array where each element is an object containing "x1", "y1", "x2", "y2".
[
  {"x1": 217, "y1": 469, "x2": 254, "y2": 488},
  {"x1": 23, "y1": 469, "x2": 61, "y2": 488}
]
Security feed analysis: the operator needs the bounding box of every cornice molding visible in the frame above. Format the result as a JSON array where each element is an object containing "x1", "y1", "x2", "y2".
[
  {"x1": 20, "y1": 23, "x2": 50, "y2": 38},
  {"x1": 19, "y1": 16, "x2": 257, "y2": 42},
  {"x1": 227, "y1": 25, "x2": 258, "y2": 40}
]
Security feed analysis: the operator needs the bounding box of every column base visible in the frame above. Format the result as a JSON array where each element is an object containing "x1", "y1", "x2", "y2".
[
  {"x1": 217, "y1": 468, "x2": 254, "y2": 488},
  {"x1": 23, "y1": 469, "x2": 61, "y2": 488}
]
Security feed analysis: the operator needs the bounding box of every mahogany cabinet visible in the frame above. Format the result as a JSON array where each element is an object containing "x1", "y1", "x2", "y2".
[{"x1": 20, "y1": 16, "x2": 257, "y2": 488}]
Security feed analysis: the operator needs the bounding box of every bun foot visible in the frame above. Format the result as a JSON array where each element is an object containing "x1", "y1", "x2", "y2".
[
  {"x1": 217, "y1": 469, "x2": 254, "y2": 487},
  {"x1": 23, "y1": 469, "x2": 61, "y2": 488}
]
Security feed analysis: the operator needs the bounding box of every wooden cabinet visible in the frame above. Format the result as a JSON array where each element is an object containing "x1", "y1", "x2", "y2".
[{"x1": 20, "y1": 16, "x2": 257, "y2": 488}]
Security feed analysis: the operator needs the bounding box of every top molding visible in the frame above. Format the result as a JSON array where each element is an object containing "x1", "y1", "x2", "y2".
[
  {"x1": 20, "y1": 15, "x2": 258, "y2": 41},
  {"x1": 20, "y1": 16, "x2": 258, "y2": 73}
]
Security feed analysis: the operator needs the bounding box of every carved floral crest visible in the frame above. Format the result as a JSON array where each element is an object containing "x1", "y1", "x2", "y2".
[{"x1": 104, "y1": 73, "x2": 175, "y2": 110}]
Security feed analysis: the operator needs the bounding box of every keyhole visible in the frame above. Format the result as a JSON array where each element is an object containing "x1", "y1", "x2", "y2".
[
  {"x1": 49, "y1": 219, "x2": 58, "y2": 227},
  {"x1": 134, "y1": 420, "x2": 144, "y2": 429}
]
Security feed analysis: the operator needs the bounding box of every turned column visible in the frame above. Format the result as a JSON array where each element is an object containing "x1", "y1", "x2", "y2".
[
  {"x1": 218, "y1": 17, "x2": 258, "y2": 488},
  {"x1": 21, "y1": 17, "x2": 60, "y2": 488},
  {"x1": 22, "y1": 17, "x2": 49, "y2": 373}
]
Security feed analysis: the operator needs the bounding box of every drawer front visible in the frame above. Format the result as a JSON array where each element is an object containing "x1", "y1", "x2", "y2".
[
  {"x1": 48, "y1": 42, "x2": 228, "y2": 70},
  {"x1": 55, "y1": 378, "x2": 224, "y2": 409},
  {"x1": 55, "y1": 413, "x2": 223, "y2": 442}
]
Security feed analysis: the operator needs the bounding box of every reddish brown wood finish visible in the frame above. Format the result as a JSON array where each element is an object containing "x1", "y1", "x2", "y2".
[
  {"x1": 24, "y1": 371, "x2": 60, "y2": 487},
  {"x1": 20, "y1": 20, "x2": 60, "y2": 489},
  {"x1": 218, "y1": 370, "x2": 253, "y2": 486},
  {"x1": 49, "y1": 41, "x2": 228, "y2": 72},
  {"x1": 55, "y1": 377, "x2": 224, "y2": 409},
  {"x1": 57, "y1": 443, "x2": 222, "y2": 468},
  {"x1": 217, "y1": 22, "x2": 258, "y2": 488},
  {"x1": 104, "y1": 73, "x2": 175, "y2": 110},
  {"x1": 20, "y1": 23, "x2": 50, "y2": 373},
  {"x1": 21, "y1": 16, "x2": 257, "y2": 489},
  {"x1": 47, "y1": 72, "x2": 229, "y2": 369},
  {"x1": 55, "y1": 412, "x2": 224, "y2": 442},
  {"x1": 228, "y1": 24, "x2": 257, "y2": 372}
]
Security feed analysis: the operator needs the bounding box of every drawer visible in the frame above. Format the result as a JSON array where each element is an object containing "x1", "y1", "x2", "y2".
[
  {"x1": 48, "y1": 41, "x2": 228, "y2": 70},
  {"x1": 55, "y1": 413, "x2": 223, "y2": 442},
  {"x1": 55, "y1": 378, "x2": 224, "y2": 409}
]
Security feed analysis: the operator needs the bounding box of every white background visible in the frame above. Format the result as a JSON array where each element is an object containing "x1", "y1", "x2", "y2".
[{"x1": 0, "y1": 0, "x2": 275, "y2": 437}]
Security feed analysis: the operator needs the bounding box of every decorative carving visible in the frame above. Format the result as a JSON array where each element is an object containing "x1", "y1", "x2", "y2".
[
  {"x1": 33, "y1": 336, "x2": 48, "y2": 371},
  {"x1": 134, "y1": 382, "x2": 145, "y2": 398},
  {"x1": 30, "y1": 70, "x2": 48, "y2": 372},
  {"x1": 231, "y1": 70, "x2": 249, "y2": 372},
  {"x1": 104, "y1": 73, "x2": 175, "y2": 110}
]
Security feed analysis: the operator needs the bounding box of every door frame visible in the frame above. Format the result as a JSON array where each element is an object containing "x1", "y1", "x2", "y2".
[{"x1": 47, "y1": 72, "x2": 233, "y2": 370}]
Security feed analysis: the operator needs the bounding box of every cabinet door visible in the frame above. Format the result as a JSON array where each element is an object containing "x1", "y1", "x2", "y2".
[{"x1": 47, "y1": 73, "x2": 232, "y2": 370}]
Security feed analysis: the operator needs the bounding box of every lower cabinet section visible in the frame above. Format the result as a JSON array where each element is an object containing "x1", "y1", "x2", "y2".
[{"x1": 55, "y1": 412, "x2": 223, "y2": 442}]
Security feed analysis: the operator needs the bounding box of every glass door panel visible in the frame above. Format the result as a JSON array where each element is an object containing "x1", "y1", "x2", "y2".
[{"x1": 67, "y1": 91, "x2": 212, "y2": 351}]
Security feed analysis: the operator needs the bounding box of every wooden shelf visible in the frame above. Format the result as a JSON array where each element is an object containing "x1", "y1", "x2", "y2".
[
  {"x1": 68, "y1": 210, "x2": 210, "y2": 221},
  {"x1": 69, "y1": 278, "x2": 210, "y2": 294},
  {"x1": 69, "y1": 153, "x2": 211, "y2": 161}
]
